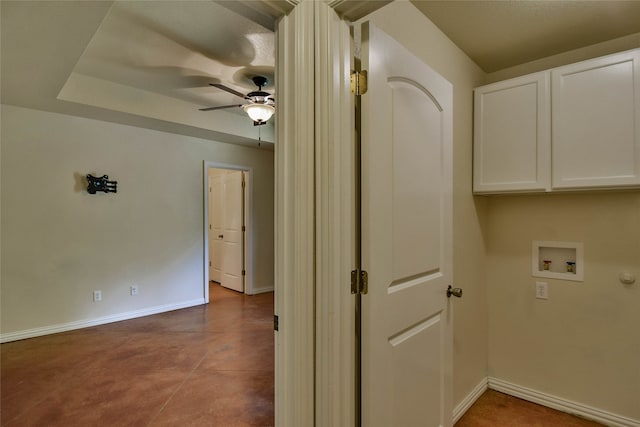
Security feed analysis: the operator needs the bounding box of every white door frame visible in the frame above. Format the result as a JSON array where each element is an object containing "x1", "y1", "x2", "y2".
[
  {"x1": 203, "y1": 161, "x2": 253, "y2": 300},
  {"x1": 232, "y1": 1, "x2": 388, "y2": 425},
  {"x1": 275, "y1": 2, "x2": 355, "y2": 426}
]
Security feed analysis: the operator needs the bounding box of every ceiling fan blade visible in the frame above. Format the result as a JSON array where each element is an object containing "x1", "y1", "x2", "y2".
[
  {"x1": 199, "y1": 104, "x2": 243, "y2": 111},
  {"x1": 210, "y1": 83, "x2": 249, "y2": 99}
]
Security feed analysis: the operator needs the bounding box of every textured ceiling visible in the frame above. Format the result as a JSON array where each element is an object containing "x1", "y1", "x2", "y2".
[
  {"x1": 3, "y1": 0, "x2": 640, "y2": 146},
  {"x1": 1, "y1": 1, "x2": 276, "y2": 147},
  {"x1": 411, "y1": 0, "x2": 640, "y2": 72},
  {"x1": 63, "y1": 1, "x2": 275, "y2": 119}
]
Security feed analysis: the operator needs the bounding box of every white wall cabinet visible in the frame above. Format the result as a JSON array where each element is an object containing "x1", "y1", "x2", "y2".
[
  {"x1": 474, "y1": 49, "x2": 640, "y2": 194},
  {"x1": 473, "y1": 72, "x2": 550, "y2": 193},
  {"x1": 552, "y1": 50, "x2": 640, "y2": 189}
]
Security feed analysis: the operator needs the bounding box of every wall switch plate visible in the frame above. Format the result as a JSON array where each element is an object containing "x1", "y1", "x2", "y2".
[
  {"x1": 535, "y1": 282, "x2": 548, "y2": 300},
  {"x1": 93, "y1": 290, "x2": 102, "y2": 302},
  {"x1": 130, "y1": 285, "x2": 138, "y2": 296}
]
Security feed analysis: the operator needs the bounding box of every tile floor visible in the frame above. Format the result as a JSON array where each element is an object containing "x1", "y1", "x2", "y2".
[
  {"x1": 455, "y1": 389, "x2": 604, "y2": 427},
  {"x1": 1, "y1": 283, "x2": 274, "y2": 426}
]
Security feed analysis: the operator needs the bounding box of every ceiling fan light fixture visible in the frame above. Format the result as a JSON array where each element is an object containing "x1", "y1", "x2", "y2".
[{"x1": 243, "y1": 103, "x2": 275, "y2": 123}]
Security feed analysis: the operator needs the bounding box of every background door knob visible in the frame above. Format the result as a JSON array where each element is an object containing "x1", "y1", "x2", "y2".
[
  {"x1": 447, "y1": 286, "x2": 463, "y2": 298},
  {"x1": 218, "y1": 234, "x2": 224, "y2": 239}
]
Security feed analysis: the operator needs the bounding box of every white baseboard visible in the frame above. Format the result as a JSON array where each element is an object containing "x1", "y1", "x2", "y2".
[
  {"x1": 248, "y1": 286, "x2": 274, "y2": 295},
  {"x1": 453, "y1": 377, "x2": 489, "y2": 423},
  {"x1": 488, "y1": 377, "x2": 640, "y2": 427},
  {"x1": 0, "y1": 298, "x2": 206, "y2": 343}
]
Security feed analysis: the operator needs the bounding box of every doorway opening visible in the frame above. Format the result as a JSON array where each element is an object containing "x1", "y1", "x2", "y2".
[{"x1": 203, "y1": 161, "x2": 253, "y2": 301}]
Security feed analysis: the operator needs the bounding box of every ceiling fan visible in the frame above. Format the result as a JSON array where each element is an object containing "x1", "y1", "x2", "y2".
[{"x1": 199, "y1": 76, "x2": 275, "y2": 126}]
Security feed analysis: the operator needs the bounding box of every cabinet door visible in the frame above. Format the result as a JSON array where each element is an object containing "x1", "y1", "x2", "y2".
[
  {"x1": 473, "y1": 72, "x2": 550, "y2": 193},
  {"x1": 552, "y1": 49, "x2": 640, "y2": 189}
]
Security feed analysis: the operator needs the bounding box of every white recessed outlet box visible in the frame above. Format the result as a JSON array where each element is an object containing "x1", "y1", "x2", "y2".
[
  {"x1": 532, "y1": 241, "x2": 583, "y2": 282},
  {"x1": 130, "y1": 285, "x2": 138, "y2": 296},
  {"x1": 93, "y1": 290, "x2": 102, "y2": 302}
]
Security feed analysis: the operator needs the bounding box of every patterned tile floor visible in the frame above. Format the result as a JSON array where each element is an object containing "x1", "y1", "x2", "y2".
[{"x1": 1, "y1": 283, "x2": 274, "y2": 426}]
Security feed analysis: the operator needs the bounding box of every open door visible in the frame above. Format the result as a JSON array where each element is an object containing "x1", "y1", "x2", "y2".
[
  {"x1": 221, "y1": 170, "x2": 245, "y2": 292},
  {"x1": 360, "y1": 22, "x2": 454, "y2": 427}
]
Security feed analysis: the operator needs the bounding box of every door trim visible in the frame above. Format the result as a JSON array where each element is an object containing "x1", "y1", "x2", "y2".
[
  {"x1": 203, "y1": 161, "x2": 253, "y2": 301},
  {"x1": 275, "y1": 2, "x2": 361, "y2": 425},
  {"x1": 275, "y1": 3, "x2": 316, "y2": 424},
  {"x1": 314, "y1": 3, "x2": 356, "y2": 426}
]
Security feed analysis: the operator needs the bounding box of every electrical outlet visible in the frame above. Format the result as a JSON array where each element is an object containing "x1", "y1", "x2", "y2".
[
  {"x1": 130, "y1": 285, "x2": 138, "y2": 296},
  {"x1": 93, "y1": 290, "x2": 102, "y2": 302},
  {"x1": 535, "y1": 282, "x2": 548, "y2": 300}
]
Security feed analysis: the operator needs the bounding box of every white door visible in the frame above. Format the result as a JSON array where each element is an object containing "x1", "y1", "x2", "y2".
[
  {"x1": 210, "y1": 172, "x2": 224, "y2": 283},
  {"x1": 360, "y1": 22, "x2": 454, "y2": 427},
  {"x1": 221, "y1": 170, "x2": 245, "y2": 292},
  {"x1": 208, "y1": 175, "x2": 215, "y2": 280}
]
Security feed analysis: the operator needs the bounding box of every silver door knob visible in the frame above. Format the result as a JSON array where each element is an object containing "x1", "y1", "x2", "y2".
[{"x1": 447, "y1": 286, "x2": 462, "y2": 298}]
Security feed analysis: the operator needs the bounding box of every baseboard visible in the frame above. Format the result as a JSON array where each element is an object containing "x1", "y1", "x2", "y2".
[
  {"x1": 248, "y1": 286, "x2": 274, "y2": 295},
  {"x1": 489, "y1": 377, "x2": 640, "y2": 427},
  {"x1": 0, "y1": 298, "x2": 206, "y2": 343},
  {"x1": 453, "y1": 377, "x2": 488, "y2": 423}
]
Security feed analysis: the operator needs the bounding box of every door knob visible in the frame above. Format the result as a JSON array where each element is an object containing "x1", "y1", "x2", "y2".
[
  {"x1": 447, "y1": 285, "x2": 463, "y2": 298},
  {"x1": 218, "y1": 234, "x2": 224, "y2": 239}
]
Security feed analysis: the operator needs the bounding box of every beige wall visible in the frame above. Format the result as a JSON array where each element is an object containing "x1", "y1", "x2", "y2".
[
  {"x1": 486, "y1": 192, "x2": 640, "y2": 419},
  {"x1": 483, "y1": 39, "x2": 640, "y2": 421},
  {"x1": 1, "y1": 104, "x2": 274, "y2": 338},
  {"x1": 486, "y1": 31, "x2": 640, "y2": 83},
  {"x1": 366, "y1": 1, "x2": 489, "y2": 409}
]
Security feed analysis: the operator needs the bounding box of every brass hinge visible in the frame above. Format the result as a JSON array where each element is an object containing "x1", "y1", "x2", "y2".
[
  {"x1": 351, "y1": 269, "x2": 368, "y2": 295},
  {"x1": 274, "y1": 315, "x2": 279, "y2": 331},
  {"x1": 242, "y1": 225, "x2": 246, "y2": 231},
  {"x1": 209, "y1": 224, "x2": 212, "y2": 230},
  {"x1": 242, "y1": 270, "x2": 246, "y2": 276},
  {"x1": 350, "y1": 70, "x2": 368, "y2": 96}
]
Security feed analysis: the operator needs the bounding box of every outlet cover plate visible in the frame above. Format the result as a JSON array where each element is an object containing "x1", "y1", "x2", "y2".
[{"x1": 535, "y1": 282, "x2": 548, "y2": 300}]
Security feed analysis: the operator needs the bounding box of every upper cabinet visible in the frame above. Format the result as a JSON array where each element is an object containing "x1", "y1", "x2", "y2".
[
  {"x1": 473, "y1": 49, "x2": 640, "y2": 194},
  {"x1": 473, "y1": 72, "x2": 550, "y2": 193},
  {"x1": 552, "y1": 50, "x2": 640, "y2": 189}
]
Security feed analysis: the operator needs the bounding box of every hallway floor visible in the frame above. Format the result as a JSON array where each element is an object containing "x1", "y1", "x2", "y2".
[
  {"x1": 1, "y1": 283, "x2": 274, "y2": 426},
  {"x1": 455, "y1": 389, "x2": 604, "y2": 427},
  {"x1": 4, "y1": 287, "x2": 608, "y2": 427}
]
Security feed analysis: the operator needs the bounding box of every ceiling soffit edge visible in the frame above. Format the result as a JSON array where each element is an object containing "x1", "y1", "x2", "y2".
[{"x1": 330, "y1": 0, "x2": 393, "y2": 21}]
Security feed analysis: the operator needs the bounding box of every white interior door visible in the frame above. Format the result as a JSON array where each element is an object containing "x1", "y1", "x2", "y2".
[
  {"x1": 211, "y1": 172, "x2": 224, "y2": 283},
  {"x1": 221, "y1": 170, "x2": 245, "y2": 292},
  {"x1": 360, "y1": 22, "x2": 454, "y2": 427},
  {"x1": 208, "y1": 175, "x2": 215, "y2": 280}
]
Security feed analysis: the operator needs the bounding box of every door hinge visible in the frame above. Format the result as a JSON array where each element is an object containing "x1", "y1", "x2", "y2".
[
  {"x1": 242, "y1": 180, "x2": 246, "y2": 189},
  {"x1": 209, "y1": 261, "x2": 211, "y2": 267},
  {"x1": 350, "y1": 70, "x2": 368, "y2": 96},
  {"x1": 242, "y1": 270, "x2": 246, "y2": 276},
  {"x1": 351, "y1": 269, "x2": 368, "y2": 295},
  {"x1": 274, "y1": 315, "x2": 279, "y2": 331},
  {"x1": 209, "y1": 224, "x2": 211, "y2": 230},
  {"x1": 242, "y1": 225, "x2": 246, "y2": 232}
]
